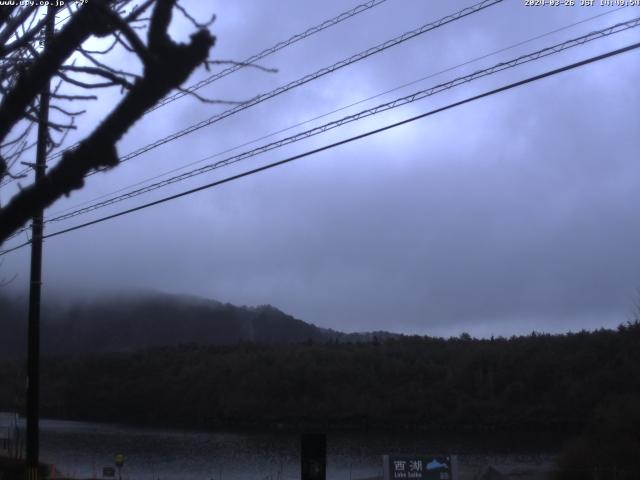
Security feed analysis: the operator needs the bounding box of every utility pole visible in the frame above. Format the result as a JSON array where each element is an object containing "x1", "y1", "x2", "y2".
[
  {"x1": 25, "y1": 9, "x2": 54, "y2": 480},
  {"x1": 301, "y1": 433, "x2": 326, "y2": 480}
]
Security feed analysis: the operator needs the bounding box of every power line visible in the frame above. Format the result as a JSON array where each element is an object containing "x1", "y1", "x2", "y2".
[
  {"x1": 5, "y1": 11, "x2": 637, "y2": 243},
  {"x1": 3, "y1": 39, "x2": 638, "y2": 257},
  {"x1": 79, "y1": 0, "x2": 503, "y2": 174},
  {"x1": 149, "y1": 0, "x2": 391, "y2": 112},
  {"x1": 40, "y1": 16, "x2": 640, "y2": 226},
  {"x1": 0, "y1": 171, "x2": 27, "y2": 188},
  {"x1": 0, "y1": 240, "x2": 29, "y2": 256},
  {"x1": 0, "y1": 0, "x2": 391, "y2": 188},
  {"x1": 44, "y1": 5, "x2": 629, "y2": 220}
]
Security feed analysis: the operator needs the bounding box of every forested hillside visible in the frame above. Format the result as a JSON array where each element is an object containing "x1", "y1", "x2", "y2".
[
  {"x1": 0, "y1": 292, "x2": 333, "y2": 357},
  {"x1": 2, "y1": 322, "x2": 639, "y2": 435}
]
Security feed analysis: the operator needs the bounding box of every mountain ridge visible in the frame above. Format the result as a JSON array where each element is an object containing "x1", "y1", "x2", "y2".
[{"x1": 0, "y1": 290, "x2": 399, "y2": 357}]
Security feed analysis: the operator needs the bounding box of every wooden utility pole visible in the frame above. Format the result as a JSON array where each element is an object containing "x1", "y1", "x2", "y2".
[
  {"x1": 301, "y1": 433, "x2": 326, "y2": 480},
  {"x1": 25, "y1": 9, "x2": 54, "y2": 480}
]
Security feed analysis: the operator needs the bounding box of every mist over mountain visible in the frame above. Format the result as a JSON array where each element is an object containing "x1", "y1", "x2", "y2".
[{"x1": 1, "y1": 291, "x2": 391, "y2": 357}]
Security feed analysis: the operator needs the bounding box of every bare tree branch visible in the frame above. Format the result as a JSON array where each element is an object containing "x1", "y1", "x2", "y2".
[
  {"x1": 50, "y1": 92, "x2": 98, "y2": 101},
  {"x1": 78, "y1": 48, "x2": 139, "y2": 78},
  {"x1": 207, "y1": 59, "x2": 278, "y2": 74},
  {"x1": 79, "y1": 36, "x2": 119, "y2": 55},
  {"x1": 1, "y1": 8, "x2": 59, "y2": 57},
  {"x1": 124, "y1": 0, "x2": 156, "y2": 22},
  {"x1": 176, "y1": 86, "x2": 246, "y2": 105},
  {"x1": 57, "y1": 69, "x2": 133, "y2": 89},
  {"x1": 175, "y1": 2, "x2": 215, "y2": 29},
  {"x1": 0, "y1": 0, "x2": 215, "y2": 244},
  {"x1": 0, "y1": 0, "x2": 121, "y2": 144},
  {"x1": 102, "y1": 9, "x2": 152, "y2": 64},
  {"x1": 49, "y1": 104, "x2": 86, "y2": 116},
  {"x1": 0, "y1": 6, "x2": 36, "y2": 49}
]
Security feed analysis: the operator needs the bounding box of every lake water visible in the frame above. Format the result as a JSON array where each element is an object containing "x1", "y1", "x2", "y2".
[{"x1": 2, "y1": 415, "x2": 559, "y2": 480}]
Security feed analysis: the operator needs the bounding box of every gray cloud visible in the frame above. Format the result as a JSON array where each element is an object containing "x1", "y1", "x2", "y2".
[{"x1": 2, "y1": 0, "x2": 640, "y2": 337}]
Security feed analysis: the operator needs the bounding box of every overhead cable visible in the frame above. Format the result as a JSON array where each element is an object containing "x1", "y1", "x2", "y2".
[
  {"x1": 41, "y1": 16, "x2": 640, "y2": 225},
  {"x1": 43, "y1": 5, "x2": 629, "y2": 218},
  {"x1": 1, "y1": 0, "x2": 392, "y2": 188},
  {"x1": 3, "y1": 39, "x2": 638, "y2": 256},
  {"x1": 149, "y1": 0, "x2": 391, "y2": 112},
  {"x1": 43, "y1": 0, "x2": 501, "y2": 174}
]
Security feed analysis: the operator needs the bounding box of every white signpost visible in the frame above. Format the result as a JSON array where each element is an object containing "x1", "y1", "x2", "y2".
[{"x1": 383, "y1": 455, "x2": 458, "y2": 480}]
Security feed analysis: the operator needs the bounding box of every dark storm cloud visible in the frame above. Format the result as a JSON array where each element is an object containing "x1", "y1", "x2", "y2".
[{"x1": 2, "y1": 0, "x2": 640, "y2": 336}]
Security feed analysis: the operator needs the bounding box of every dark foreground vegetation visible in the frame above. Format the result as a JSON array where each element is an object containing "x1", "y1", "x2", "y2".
[
  {"x1": 2, "y1": 322, "x2": 640, "y2": 478},
  {"x1": 0, "y1": 458, "x2": 75, "y2": 480}
]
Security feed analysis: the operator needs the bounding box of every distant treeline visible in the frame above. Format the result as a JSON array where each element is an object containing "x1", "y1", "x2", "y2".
[{"x1": 2, "y1": 323, "x2": 640, "y2": 436}]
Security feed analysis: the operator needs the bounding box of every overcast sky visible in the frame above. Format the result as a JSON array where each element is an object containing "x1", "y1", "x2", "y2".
[{"x1": 2, "y1": 0, "x2": 640, "y2": 337}]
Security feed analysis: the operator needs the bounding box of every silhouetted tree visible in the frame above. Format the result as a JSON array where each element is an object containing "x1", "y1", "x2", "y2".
[{"x1": 0, "y1": 0, "x2": 215, "y2": 244}]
